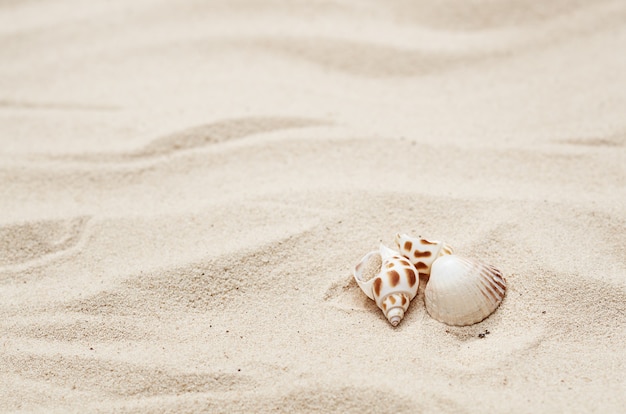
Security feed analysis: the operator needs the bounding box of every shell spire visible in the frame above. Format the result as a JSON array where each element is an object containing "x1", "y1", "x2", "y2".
[{"x1": 352, "y1": 244, "x2": 419, "y2": 326}]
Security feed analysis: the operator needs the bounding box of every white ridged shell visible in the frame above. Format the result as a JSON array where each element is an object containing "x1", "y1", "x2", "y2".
[{"x1": 424, "y1": 255, "x2": 506, "y2": 326}]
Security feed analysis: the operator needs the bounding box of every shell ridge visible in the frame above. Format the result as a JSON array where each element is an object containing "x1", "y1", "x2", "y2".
[
  {"x1": 459, "y1": 258, "x2": 503, "y2": 300},
  {"x1": 476, "y1": 270, "x2": 501, "y2": 304},
  {"x1": 472, "y1": 265, "x2": 503, "y2": 303},
  {"x1": 477, "y1": 265, "x2": 506, "y2": 300}
]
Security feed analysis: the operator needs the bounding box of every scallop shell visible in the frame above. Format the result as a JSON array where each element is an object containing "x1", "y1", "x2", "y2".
[
  {"x1": 394, "y1": 233, "x2": 454, "y2": 283},
  {"x1": 424, "y1": 255, "x2": 506, "y2": 326},
  {"x1": 352, "y1": 244, "x2": 419, "y2": 326}
]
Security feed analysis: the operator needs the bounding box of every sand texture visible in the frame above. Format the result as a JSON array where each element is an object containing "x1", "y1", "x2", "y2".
[{"x1": 1, "y1": 1, "x2": 626, "y2": 412}]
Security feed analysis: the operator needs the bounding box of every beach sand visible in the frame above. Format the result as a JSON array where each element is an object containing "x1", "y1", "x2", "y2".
[{"x1": 1, "y1": 1, "x2": 625, "y2": 412}]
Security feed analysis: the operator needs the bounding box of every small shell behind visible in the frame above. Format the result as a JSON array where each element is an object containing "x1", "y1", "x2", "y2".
[
  {"x1": 424, "y1": 255, "x2": 506, "y2": 326},
  {"x1": 394, "y1": 233, "x2": 454, "y2": 283}
]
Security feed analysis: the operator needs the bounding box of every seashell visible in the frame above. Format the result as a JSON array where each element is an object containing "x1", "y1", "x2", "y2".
[
  {"x1": 394, "y1": 233, "x2": 454, "y2": 284},
  {"x1": 424, "y1": 255, "x2": 506, "y2": 326},
  {"x1": 352, "y1": 244, "x2": 419, "y2": 326},
  {"x1": 395, "y1": 233, "x2": 506, "y2": 326}
]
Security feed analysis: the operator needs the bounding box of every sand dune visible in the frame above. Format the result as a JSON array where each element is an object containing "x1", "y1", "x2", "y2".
[{"x1": 1, "y1": 1, "x2": 625, "y2": 413}]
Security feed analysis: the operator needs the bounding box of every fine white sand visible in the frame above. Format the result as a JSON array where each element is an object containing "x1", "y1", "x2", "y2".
[{"x1": 1, "y1": 1, "x2": 625, "y2": 412}]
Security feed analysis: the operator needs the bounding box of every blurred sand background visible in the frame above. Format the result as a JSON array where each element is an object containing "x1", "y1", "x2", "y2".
[{"x1": 1, "y1": 1, "x2": 625, "y2": 412}]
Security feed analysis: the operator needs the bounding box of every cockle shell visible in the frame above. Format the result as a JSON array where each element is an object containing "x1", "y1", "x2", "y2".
[
  {"x1": 352, "y1": 244, "x2": 419, "y2": 326},
  {"x1": 395, "y1": 233, "x2": 506, "y2": 326},
  {"x1": 424, "y1": 255, "x2": 506, "y2": 326}
]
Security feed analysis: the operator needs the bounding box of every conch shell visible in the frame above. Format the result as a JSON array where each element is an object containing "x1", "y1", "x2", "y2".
[
  {"x1": 352, "y1": 244, "x2": 419, "y2": 326},
  {"x1": 395, "y1": 233, "x2": 506, "y2": 326},
  {"x1": 395, "y1": 233, "x2": 454, "y2": 284}
]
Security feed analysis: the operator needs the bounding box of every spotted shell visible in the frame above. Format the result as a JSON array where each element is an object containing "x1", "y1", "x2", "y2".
[
  {"x1": 352, "y1": 244, "x2": 419, "y2": 326},
  {"x1": 394, "y1": 233, "x2": 454, "y2": 284},
  {"x1": 424, "y1": 255, "x2": 506, "y2": 326}
]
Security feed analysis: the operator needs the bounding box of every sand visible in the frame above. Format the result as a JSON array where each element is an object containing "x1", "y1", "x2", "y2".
[{"x1": 1, "y1": 1, "x2": 625, "y2": 412}]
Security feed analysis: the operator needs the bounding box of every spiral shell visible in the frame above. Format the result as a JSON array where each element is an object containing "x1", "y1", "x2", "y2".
[
  {"x1": 425, "y1": 255, "x2": 506, "y2": 326},
  {"x1": 352, "y1": 244, "x2": 419, "y2": 326},
  {"x1": 394, "y1": 233, "x2": 454, "y2": 283}
]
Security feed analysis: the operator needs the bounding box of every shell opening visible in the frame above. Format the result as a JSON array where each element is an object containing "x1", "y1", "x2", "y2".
[{"x1": 354, "y1": 251, "x2": 382, "y2": 283}]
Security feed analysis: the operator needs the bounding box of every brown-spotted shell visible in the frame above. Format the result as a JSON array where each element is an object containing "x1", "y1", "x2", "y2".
[
  {"x1": 394, "y1": 233, "x2": 454, "y2": 285},
  {"x1": 352, "y1": 244, "x2": 419, "y2": 326}
]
